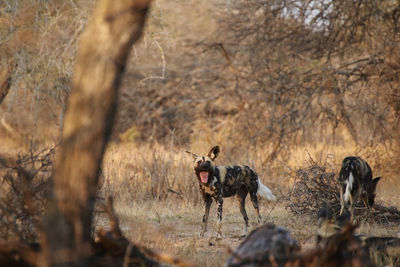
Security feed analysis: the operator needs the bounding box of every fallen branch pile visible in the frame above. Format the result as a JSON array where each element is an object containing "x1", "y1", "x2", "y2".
[{"x1": 286, "y1": 158, "x2": 340, "y2": 217}]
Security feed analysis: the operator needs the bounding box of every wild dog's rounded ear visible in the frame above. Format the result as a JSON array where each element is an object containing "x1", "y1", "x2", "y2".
[
  {"x1": 372, "y1": 177, "x2": 381, "y2": 186},
  {"x1": 207, "y1": 145, "x2": 220, "y2": 160},
  {"x1": 186, "y1": 150, "x2": 199, "y2": 160},
  {"x1": 369, "y1": 177, "x2": 381, "y2": 194},
  {"x1": 373, "y1": 177, "x2": 381, "y2": 182}
]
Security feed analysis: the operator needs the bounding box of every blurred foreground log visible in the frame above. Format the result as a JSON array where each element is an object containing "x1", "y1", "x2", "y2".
[
  {"x1": 227, "y1": 223, "x2": 373, "y2": 267},
  {"x1": 39, "y1": 0, "x2": 151, "y2": 265}
]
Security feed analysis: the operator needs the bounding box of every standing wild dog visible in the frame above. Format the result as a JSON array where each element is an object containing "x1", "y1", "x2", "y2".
[
  {"x1": 339, "y1": 156, "x2": 381, "y2": 219},
  {"x1": 186, "y1": 145, "x2": 276, "y2": 239}
]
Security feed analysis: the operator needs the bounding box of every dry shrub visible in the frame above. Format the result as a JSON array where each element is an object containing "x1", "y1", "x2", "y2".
[
  {"x1": 0, "y1": 146, "x2": 54, "y2": 243},
  {"x1": 286, "y1": 156, "x2": 340, "y2": 217}
]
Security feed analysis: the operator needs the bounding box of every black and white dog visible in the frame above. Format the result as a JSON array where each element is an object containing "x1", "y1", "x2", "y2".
[
  {"x1": 186, "y1": 145, "x2": 276, "y2": 238},
  {"x1": 338, "y1": 156, "x2": 381, "y2": 218}
]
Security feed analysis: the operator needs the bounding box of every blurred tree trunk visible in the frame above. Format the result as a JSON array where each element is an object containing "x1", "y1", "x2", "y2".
[
  {"x1": 40, "y1": 0, "x2": 151, "y2": 265},
  {"x1": 0, "y1": 63, "x2": 14, "y2": 104}
]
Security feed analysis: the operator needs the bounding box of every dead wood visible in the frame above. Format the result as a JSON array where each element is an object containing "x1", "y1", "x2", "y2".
[
  {"x1": 39, "y1": 0, "x2": 152, "y2": 265},
  {"x1": 290, "y1": 223, "x2": 373, "y2": 267},
  {"x1": 226, "y1": 222, "x2": 373, "y2": 267},
  {"x1": 0, "y1": 242, "x2": 39, "y2": 267},
  {"x1": 225, "y1": 223, "x2": 300, "y2": 267},
  {"x1": 286, "y1": 157, "x2": 340, "y2": 216}
]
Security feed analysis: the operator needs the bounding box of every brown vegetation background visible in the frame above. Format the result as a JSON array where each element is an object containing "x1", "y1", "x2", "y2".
[
  {"x1": 1, "y1": 0, "x2": 400, "y2": 266},
  {"x1": 1, "y1": 0, "x2": 399, "y2": 196}
]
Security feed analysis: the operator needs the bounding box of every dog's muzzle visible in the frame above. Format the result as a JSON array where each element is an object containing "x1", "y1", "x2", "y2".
[
  {"x1": 199, "y1": 171, "x2": 209, "y2": 183},
  {"x1": 195, "y1": 162, "x2": 214, "y2": 184}
]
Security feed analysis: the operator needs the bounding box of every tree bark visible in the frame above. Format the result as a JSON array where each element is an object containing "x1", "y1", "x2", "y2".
[{"x1": 41, "y1": 0, "x2": 151, "y2": 265}]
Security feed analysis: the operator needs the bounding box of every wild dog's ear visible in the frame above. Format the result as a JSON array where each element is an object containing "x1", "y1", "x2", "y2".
[
  {"x1": 207, "y1": 145, "x2": 220, "y2": 161},
  {"x1": 186, "y1": 151, "x2": 199, "y2": 160},
  {"x1": 371, "y1": 177, "x2": 381, "y2": 190},
  {"x1": 367, "y1": 176, "x2": 381, "y2": 206}
]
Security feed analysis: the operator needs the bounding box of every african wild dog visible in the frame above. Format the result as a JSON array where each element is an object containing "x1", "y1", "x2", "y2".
[
  {"x1": 186, "y1": 145, "x2": 276, "y2": 239},
  {"x1": 338, "y1": 156, "x2": 381, "y2": 219},
  {"x1": 316, "y1": 206, "x2": 350, "y2": 246}
]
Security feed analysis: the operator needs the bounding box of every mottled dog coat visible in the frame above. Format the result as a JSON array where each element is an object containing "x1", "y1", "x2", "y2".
[
  {"x1": 186, "y1": 145, "x2": 276, "y2": 238},
  {"x1": 339, "y1": 156, "x2": 381, "y2": 218}
]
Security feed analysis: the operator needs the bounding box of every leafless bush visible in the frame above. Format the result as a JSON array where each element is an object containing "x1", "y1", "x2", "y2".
[
  {"x1": 0, "y1": 146, "x2": 54, "y2": 244},
  {"x1": 110, "y1": 0, "x2": 400, "y2": 176},
  {"x1": 286, "y1": 157, "x2": 340, "y2": 217},
  {"x1": 0, "y1": 0, "x2": 93, "y2": 140}
]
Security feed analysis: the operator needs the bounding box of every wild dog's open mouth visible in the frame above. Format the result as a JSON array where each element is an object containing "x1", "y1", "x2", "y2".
[{"x1": 199, "y1": 171, "x2": 209, "y2": 183}]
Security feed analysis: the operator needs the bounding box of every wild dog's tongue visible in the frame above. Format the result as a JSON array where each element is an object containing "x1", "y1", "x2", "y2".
[{"x1": 200, "y1": 171, "x2": 209, "y2": 183}]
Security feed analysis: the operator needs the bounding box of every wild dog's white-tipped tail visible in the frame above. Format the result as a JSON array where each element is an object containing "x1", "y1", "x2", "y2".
[{"x1": 257, "y1": 179, "x2": 276, "y2": 201}]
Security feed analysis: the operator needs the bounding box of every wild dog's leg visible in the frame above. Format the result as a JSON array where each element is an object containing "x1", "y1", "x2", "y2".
[
  {"x1": 339, "y1": 184, "x2": 345, "y2": 215},
  {"x1": 348, "y1": 188, "x2": 360, "y2": 221},
  {"x1": 361, "y1": 192, "x2": 370, "y2": 212},
  {"x1": 349, "y1": 193, "x2": 355, "y2": 220},
  {"x1": 249, "y1": 192, "x2": 263, "y2": 224},
  {"x1": 349, "y1": 188, "x2": 362, "y2": 221},
  {"x1": 216, "y1": 195, "x2": 223, "y2": 239},
  {"x1": 200, "y1": 194, "x2": 212, "y2": 237},
  {"x1": 236, "y1": 188, "x2": 249, "y2": 237}
]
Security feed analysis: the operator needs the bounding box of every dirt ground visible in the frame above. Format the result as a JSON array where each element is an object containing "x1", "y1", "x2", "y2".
[
  {"x1": 94, "y1": 193, "x2": 400, "y2": 267},
  {"x1": 96, "y1": 197, "x2": 393, "y2": 266}
]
